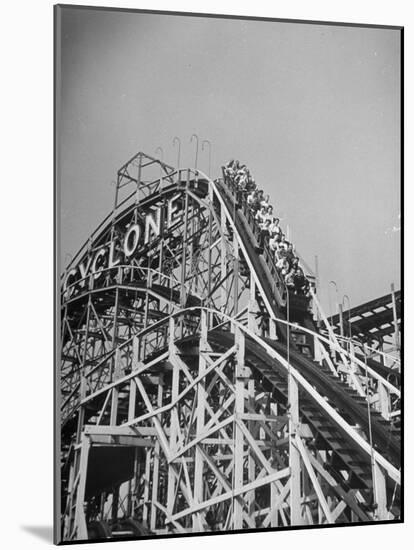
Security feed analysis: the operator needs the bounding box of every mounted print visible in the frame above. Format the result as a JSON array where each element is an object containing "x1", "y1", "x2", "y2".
[{"x1": 54, "y1": 5, "x2": 402, "y2": 545}]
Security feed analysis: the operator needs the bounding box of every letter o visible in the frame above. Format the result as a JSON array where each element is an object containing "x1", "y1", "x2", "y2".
[{"x1": 124, "y1": 224, "x2": 141, "y2": 257}]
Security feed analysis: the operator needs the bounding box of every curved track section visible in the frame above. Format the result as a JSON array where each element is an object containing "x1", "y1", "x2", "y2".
[{"x1": 60, "y1": 154, "x2": 401, "y2": 541}]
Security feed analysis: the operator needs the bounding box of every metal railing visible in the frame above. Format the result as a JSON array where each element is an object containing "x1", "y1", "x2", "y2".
[{"x1": 62, "y1": 265, "x2": 184, "y2": 304}]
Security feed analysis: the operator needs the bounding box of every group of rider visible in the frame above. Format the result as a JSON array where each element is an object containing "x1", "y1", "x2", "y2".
[{"x1": 223, "y1": 160, "x2": 310, "y2": 296}]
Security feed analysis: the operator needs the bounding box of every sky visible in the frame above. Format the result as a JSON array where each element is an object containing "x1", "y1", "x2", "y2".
[{"x1": 57, "y1": 7, "x2": 401, "y2": 315}]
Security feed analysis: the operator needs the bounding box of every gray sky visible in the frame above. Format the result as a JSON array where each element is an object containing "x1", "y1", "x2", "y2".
[{"x1": 58, "y1": 7, "x2": 401, "y2": 314}]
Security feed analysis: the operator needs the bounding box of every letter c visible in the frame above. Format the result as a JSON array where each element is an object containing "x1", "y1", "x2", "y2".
[{"x1": 91, "y1": 248, "x2": 106, "y2": 280}]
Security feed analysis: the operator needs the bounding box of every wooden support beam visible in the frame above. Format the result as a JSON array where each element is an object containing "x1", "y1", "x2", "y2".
[
  {"x1": 247, "y1": 378, "x2": 256, "y2": 518},
  {"x1": 289, "y1": 374, "x2": 302, "y2": 525},
  {"x1": 233, "y1": 326, "x2": 245, "y2": 529},
  {"x1": 193, "y1": 310, "x2": 208, "y2": 529},
  {"x1": 73, "y1": 435, "x2": 90, "y2": 540},
  {"x1": 374, "y1": 462, "x2": 389, "y2": 520},
  {"x1": 167, "y1": 344, "x2": 180, "y2": 517},
  {"x1": 377, "y1": 381, "x2": 390, "y2": 421},
  {"x1": 150, "y1": 377, "x2": 163, "y2": 530}
]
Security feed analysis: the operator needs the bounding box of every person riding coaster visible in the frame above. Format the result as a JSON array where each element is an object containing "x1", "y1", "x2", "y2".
[{"x1": 222, "y1": 159, "x2": 311, "y2": 297}]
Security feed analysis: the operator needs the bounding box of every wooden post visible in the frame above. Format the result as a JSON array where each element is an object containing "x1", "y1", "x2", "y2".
[
  {"x1": 247, "y1": 379, "x2": 256, "y2": 518},
  {"x1": 167, "y1": 318, "x2": 179, "y2": 518},
  {"x1": 142, "y1": 449, "x2": 151, "y2": 524},
  {"x1": 233, "y1": 327, "x2": 246, "y2": 529},
  {"x1": 269, "y1": 317, "x2": 277, "y2": 340},
  {"x1": 374, "y1": 462, "x2": 388, "y2": 520},
  {"x1": 377, "y1": 381, "x2": 390, "y2": 421},
  {"x1": 74, "y1": 435, "x2": 91, "y2": 540},
  {"x1": 193, "y1": 310, "x2": 208, "y2": 528},
  {"x1": 289, "y1": 377, "x2": 302, "y2": 525},
  {"x1": 110, "y1": 348, "x2": 120, "y2": 425},
  {"x1": 63, "y1": 458, "x2": 76, "y2": 538},
  {"x1": 150, "y1": 376, "x2": 163, "y2": 530}
]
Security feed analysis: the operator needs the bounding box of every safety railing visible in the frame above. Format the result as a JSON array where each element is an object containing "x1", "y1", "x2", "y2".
[{"x1": 62, "y1": 265, "x2": 184, "y2": 304}]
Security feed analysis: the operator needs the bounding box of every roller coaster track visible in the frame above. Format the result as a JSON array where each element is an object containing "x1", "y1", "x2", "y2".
[{"x1": 59, "y1": 152, "x2": 401, "y2": 542}]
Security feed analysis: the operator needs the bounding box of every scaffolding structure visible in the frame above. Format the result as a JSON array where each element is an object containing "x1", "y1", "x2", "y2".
[{"x1": 59, "y1": 152, "x2": 401, "y2": 542}]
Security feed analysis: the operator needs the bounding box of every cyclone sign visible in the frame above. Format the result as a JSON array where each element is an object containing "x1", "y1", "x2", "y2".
[{"x1": 62, "y1": 194, "x2": 181, "y2": 298}]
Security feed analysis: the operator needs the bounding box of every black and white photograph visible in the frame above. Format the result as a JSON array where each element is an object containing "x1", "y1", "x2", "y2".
[{"x1": 54, "y1": 4, "x2": 402, "y2": 545}]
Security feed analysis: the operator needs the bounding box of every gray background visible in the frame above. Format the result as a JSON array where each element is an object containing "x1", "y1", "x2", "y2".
[{"x1": 58, "y1": 8, "x2": 401, "y2": 313}]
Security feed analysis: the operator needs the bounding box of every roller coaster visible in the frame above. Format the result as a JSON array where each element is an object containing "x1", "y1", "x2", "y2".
[{"x1": 59, "y1": 151, "x2": 401, "y2": 542}]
